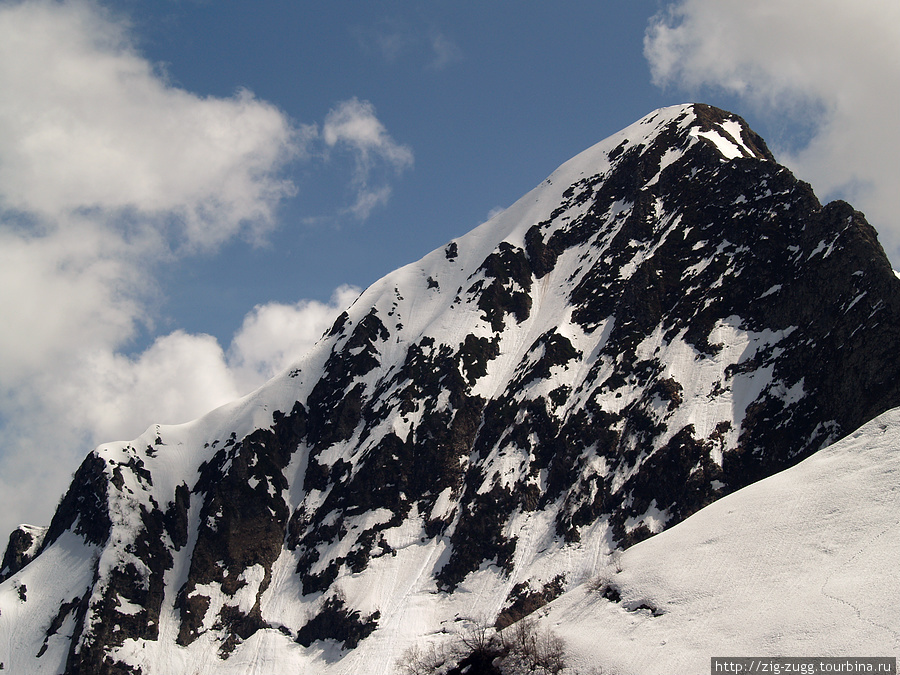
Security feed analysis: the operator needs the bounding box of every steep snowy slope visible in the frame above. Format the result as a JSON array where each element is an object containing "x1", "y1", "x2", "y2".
[
  {"x1": 544, "y1": 406, "x2": 900, "y2": 675},
  {"x1": 2, "y1": 103, "x2": 899, "y2": 674}
]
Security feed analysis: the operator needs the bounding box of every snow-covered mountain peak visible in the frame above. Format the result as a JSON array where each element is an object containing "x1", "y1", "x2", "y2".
[
  {"x1": 339, "y1": 103, "x2": 768, "y2": 305},
  {"x1": 3, "y1": 104, "x2": 899, "y2": 675},
  {"x1": 309, "y1": 104, "x2": 776, "y2": 391}
]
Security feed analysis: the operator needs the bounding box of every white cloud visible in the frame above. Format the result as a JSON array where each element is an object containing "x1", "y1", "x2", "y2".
[
  {"x1": 323, "y1": 97, "x2": 414, "y2": 220},
  {"x1": 645, "y1": 0, "x2": 900, "y2": 259},
  {"x1": 0, "y1": 218, "x2": 147, "y2": 382},
  {"x1": 0, "y1": 0, "x2": 301, "y2": 251},
  {"x1": 53, "y1": 332, "x2": 241, "y2": 445},
  {"x1": 0, "y1": 0, "x2": 296, "y2": 539},
  {"x1": 49, "y1": 284, "x2": 361, "y2": 445},
  {"x1": 227, "y1": 285, "x2": 362, "y2": 391},
  {"x1": 0, "y1": 284, "x2": 358, "y2": 538},
  {"x1": 323, "y1": 97, "x2": 414, "y2": 170},
  {"x1": 0, "y1": 1, "x2": 403, "y2": 538}
]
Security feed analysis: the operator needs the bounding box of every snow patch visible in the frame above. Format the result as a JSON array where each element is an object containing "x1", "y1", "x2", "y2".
[{"x1": 690, "y1": 127, "x2": 743, "y2": 160}]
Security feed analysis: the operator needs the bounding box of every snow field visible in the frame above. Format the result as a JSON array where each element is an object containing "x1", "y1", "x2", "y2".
[
  {"x1": 544, "y1": 408, "x2": 900, "y2": 675},
  {"x1": 3, "y1": 104, "x2": 862, "y2": 675}
]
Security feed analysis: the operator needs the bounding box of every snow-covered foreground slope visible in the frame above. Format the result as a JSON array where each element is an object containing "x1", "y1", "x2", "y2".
[
  {"x1": 2, "y1": 103, "x2": 900, "y2": 674},
  {"x1": 548, "y1": 407, "x2": 900, "y2": 675}
]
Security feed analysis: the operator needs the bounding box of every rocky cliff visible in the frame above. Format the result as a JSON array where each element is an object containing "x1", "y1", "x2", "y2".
[{"x1": 2, "y1": 103, "x2": 899, "y2": 675}]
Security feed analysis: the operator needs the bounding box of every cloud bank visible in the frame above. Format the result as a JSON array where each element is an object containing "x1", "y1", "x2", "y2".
[
  {"x1": 645, "y1": 0, "x2": 900, "y2": 259},
  {"x1": 0, "y1": 0, "x2": 300, "y2": 250},
  {"x1": 0, "y1": 284, "x2": 360, "y2": 539},
  {"x1": 0, "y1": 0, "x2": 399, "y2": 538}
]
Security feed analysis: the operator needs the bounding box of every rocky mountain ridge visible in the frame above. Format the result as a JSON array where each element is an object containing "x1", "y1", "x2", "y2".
[{"x1": 2, "y1": 103, "x2": 899, "y2": 675}]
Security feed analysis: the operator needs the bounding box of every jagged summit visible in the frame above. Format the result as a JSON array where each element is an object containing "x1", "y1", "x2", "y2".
[
  {"x1": 3, "y1": 104, "x2": 899, "y2": 674},
  {"x1": 349, "y1": 103, "x2": 773, "y2": 334}
]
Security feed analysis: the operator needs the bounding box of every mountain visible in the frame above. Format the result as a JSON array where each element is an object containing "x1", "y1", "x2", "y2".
[
  {"x1": 546, "y1": 406, "x2": 900, "y2": 674},
  {"x1": 2, "y1": 103, "x2": 899, "y2": 675}
]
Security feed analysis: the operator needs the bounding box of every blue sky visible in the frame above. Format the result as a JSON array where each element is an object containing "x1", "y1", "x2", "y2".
[
  {"x1": 139, "y1": 2, "x2": 685, "y2": 343},
  {"x1": 1, "y1": 0, "x2": 898, "y2": 536}
]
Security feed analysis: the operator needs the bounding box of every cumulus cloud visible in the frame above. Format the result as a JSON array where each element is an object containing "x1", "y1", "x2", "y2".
[
  {"x1": 0, "y1": 0, "x2": 298, "y2": 538},
  {"x1": 323, "y1": 98, "x2": 414, "y2": 219},
  {"x1": 0, "y1": 0, "x2": 308, "y2": 398},
  {"x1": 0, "y1": 284, "x2": 358, "y2": 538},
  {"x1": 0, "y1": 218, "x2": 146, "y2": 382},
  {"x1": 644, "y1": 0, "x2": 900, "y2": 259},
  {"x1": 0, "y1": 0, "x2": 301, "y2": 250},
  {"x1": 53, "y1": 332, "x2": 241, "y2": 445},
  {"x1": 53, "y1": 284, "x2": 361, "y2": 445},
  {"x1": 0, "y1": 1, "x2": 402, "y2": 538},
  {"x1": 227, "y1": 285, "x2": 362, "y2": 391}
]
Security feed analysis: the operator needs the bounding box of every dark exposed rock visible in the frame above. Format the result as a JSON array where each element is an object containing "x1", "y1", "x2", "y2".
[
  {"x1": 437, "y1": 481, "x2": 520, "y2": 591},
  {"x1": 42, "y1": 452, "x2": 112, "y2": 550},
  {"x1": 175, "y1": 403, "x2": 306, "y2": 649},
  {"x1": 11, "y1": 104, "x2": 900, "y2": 670},
  {"x1": 470, "y1": 242, "x2": 534, "y2": 331},
  {"x1": 164, "y1": 483, "x2": 190, "y2": 551},
  {"x1": 495, "y1": 574, "x2": 566, "y2": 629},
  {"x1": 459, "y1": 334, "x2": 501, "y2": 385},
  {"x1": 1, "y1": 526, "x2": 44, "y2": 582},
  {"x1": 295, "y1": 593, "x2": 380, "y2": 650},
  {"x1": 36, "y1": 596, "x2": 81, "y2": 658}
]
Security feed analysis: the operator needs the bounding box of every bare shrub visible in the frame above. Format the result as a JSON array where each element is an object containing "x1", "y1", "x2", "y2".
[
  {"x1": 499, "y1": 617, "x2": 567, "y2": 675},
  {"x1": 396, "y1": 641, "x2": 454, "y2": 675},
  {"x1": 587, "y1": 574, "x2": 621, "y2": 603},
  {"x1": 396, "y1": 617, "x2": 569, "y2": 675},
  {"x1": 588, "y1": 550, "x2": 624, "y2": 602},
  {"x1": 460, "y1": 620, "x2": 501, "y2": 657},
  {"x1": 608, "y1": 550, "x2": 623, "y2": 574}
]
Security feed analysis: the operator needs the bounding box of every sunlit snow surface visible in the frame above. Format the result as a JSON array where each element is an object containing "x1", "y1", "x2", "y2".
[
  {"x1": 1, "y1": 103, "x2": 897, "y2": 674},
  {"x1": 5, "y1": 409, "x2": 896, "y2": 674},
  {"x1": 549, "y1": 408, "x2": 900, "y2": 675}
]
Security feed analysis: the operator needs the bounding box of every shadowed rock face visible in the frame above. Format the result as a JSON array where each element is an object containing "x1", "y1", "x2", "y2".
[
  {"x1": 0, "y1": 525, "x2": 47, "y2": 582},
  {"x1": 4, "y1": 104, "x2": 900, "y2": 673}
]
